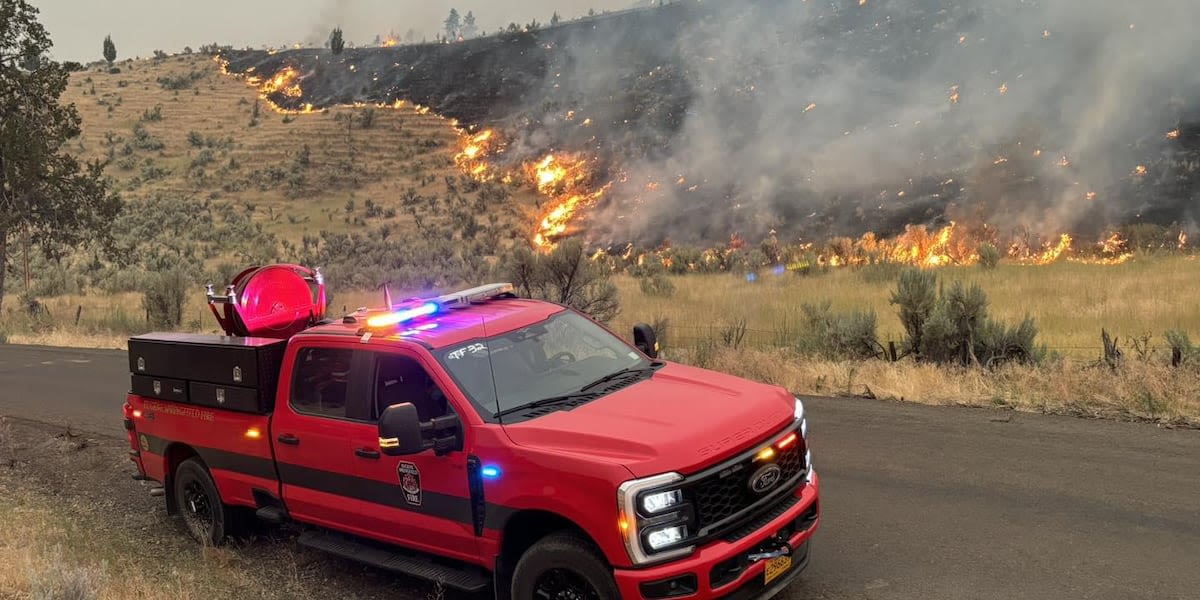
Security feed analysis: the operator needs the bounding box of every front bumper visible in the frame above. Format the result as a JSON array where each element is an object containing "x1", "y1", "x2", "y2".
[{"x1": 613, "y1": 470, "x2": 820, "y2": 600}]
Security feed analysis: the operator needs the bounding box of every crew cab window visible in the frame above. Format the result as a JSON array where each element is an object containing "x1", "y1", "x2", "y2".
[
  {"x1": 290, "y1": 347, "x2": 353, "y2": 418},
  {"x1": 370, "y1": 353, "x2": 452, "y2": 423},
  {"x1": 437, "y1": 310, "x2": 647, "y2": 418}
]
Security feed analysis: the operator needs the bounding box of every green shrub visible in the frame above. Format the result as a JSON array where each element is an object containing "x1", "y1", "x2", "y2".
[
  {"x1": 139, "y1": 104, "x2": 163, "y2": 122},
  {"x1": 499, "y1": 239, "x2": 619, "y2": 323},
  {"x1": 142, "y1": 269, "x2": 189, "y2": 329},
  {"x1": 1165, "y1": 329, "x2": 1199, "y2": 365},
  {"x1": 638, "y1": 272, "x2": 676, "y2": 298},
  {"x1": 892, "y1": 273, "x2": 1043, "y2": 366},
  {"x1": 787, "y1": 300, "x2": 881, "y2": 360},
  {"x1": 156, "y1": 70, "x2": 205, "y2": 90},
  {"x1": 859, "y1": 261, "x2": 909, "y2": 284},
  {"x1": 977, "y1": 242, "x2": 1001, "y2": 269},
  {"x1": 889, "y1": 268, "x2": 938, "y2": 357}
]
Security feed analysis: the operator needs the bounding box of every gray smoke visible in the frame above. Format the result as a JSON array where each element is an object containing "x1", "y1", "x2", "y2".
[
  {"x1": 521, "y1": 0, "x2": 1200, "y2": 246},
  {"x1": 230, "y1": 0, "x2": 1200, "y2": 248}
]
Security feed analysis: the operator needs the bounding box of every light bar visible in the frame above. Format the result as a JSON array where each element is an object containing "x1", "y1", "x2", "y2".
[
  {"x1": 434, "y1": 283, "x2": 514, "y2": 308},
  {"x1": 366, "y1": 301, "x2": 439, "y2": 329}
]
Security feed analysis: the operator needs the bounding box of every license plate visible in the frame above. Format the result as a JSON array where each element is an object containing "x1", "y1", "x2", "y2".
[{"x1": 764, "y1": 554, "x2": 792, "y2": 585}]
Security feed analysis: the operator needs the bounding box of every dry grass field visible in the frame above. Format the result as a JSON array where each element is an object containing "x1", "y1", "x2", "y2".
[
  {"x1": 60, "y1": 53, "x2": 541, "y2": 248},
  {"x1": 0, "y1": 418, "x2": 442, "y2": 600},
  {"x1": 6, "y1": 254, "x2": 1199, "y2": 425},
  {"x1": 610, "y1": 255, "x2": 1200, "y2": 359}
]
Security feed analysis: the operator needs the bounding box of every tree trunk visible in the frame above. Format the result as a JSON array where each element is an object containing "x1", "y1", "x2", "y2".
[{"x1": 0, "y1": 229, "x2": 8, "y2": 314}]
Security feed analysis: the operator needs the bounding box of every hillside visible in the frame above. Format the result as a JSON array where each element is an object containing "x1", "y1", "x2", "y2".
[
  {"x1": 62, "y1": 54, "x2": 542, "y2": 253},
  {"x1": 223, "y1": 0, "x2": 1200, "y2": 251}
]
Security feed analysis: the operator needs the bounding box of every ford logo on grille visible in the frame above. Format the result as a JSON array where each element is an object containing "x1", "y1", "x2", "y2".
[{"x1": 749, "y1": 463, "x2": 783, "y2": 494}]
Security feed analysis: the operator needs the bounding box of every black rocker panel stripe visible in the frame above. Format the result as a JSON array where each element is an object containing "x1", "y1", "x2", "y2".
[
  {"x1": 275, "y1": 462, "x2": 474, "y2": 523},
  {"x1": 140, "y1": 433, "x2": 517, "y2": 530}
]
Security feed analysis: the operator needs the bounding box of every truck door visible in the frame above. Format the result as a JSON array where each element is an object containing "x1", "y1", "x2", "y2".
[
  {"x1": 344, "y1": 348, "x2": 479, "y2": 563},
  {"x1": 271, "y1": 343, "x2": 368, "y2": 529}
]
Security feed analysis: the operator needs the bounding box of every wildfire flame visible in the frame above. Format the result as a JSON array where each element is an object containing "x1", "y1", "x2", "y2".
[
  {"x1": 260, "y1": 67, "x2": 302, "y2": 98},
  {"x1": 1036, "y1": 234, "x2": 1072, "y2": 263}
]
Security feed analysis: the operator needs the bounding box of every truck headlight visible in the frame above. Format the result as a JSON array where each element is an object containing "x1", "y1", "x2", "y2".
[
  {"x1": 641, "y1": 489, "x2": 683, "y2": 514},
  {"x1": 646, "y1": 525, "x2": 687, "y2": 550},
  {"x1": 618, "y1": 473, "x2": 694, "y2": 565},
  {"x1": 794, "y1": 396, "x2": 808, "y2": 437}
]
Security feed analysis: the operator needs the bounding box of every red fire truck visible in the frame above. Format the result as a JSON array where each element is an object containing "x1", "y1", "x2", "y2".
[{"x1": 122, "y1": 264, "x2": 819, "y2": 599}]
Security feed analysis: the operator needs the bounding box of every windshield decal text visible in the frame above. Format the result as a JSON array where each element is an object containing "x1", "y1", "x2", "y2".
[{"x1": 447, "y1": 343, "x2": 487, "y2": 360}]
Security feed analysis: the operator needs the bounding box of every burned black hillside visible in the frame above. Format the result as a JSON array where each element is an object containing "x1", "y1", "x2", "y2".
[{"x1": 221, "y1": 0, "x2": 1200, "y2": 249}]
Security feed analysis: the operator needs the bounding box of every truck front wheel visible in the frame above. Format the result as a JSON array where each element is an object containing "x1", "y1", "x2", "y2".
[
  {"x1": 511, "y1": 532, "x2": 619, "y2": 600},
  {"x1": 173, "y1": 457, "x2": 231, "y2": 546}
]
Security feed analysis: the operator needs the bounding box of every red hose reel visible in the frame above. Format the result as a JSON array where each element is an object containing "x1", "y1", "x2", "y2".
[{"x1": 206, "y1": 264, "x2": 327, "y2": 339}]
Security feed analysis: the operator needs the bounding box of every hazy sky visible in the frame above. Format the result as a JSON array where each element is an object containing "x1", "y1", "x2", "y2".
[{"x1": 30, "y1": 0, "x2": 634, "y2": 63}]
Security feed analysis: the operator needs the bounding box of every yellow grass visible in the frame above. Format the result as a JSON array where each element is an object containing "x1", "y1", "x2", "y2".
[
  {"x1": 610, "y1": 255, "x2": 1200, "y2": 359},
  {"x1": 0, "y1": 477, "x2": 251, "y2": 599},
  {"x1": 62, "y1": 54, "x2": 540, "y2": 246},
  {"x1": 677, "y1": 347, "x2": 1200, "y2": 426}
]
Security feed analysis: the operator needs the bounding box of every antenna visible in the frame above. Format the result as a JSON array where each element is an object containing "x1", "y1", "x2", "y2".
[
  {"x1": 481, "y1": 316, "x2": 503, "y2": 424},
  {"x1": 382, "y1": 282, "x2": 394, "y2": 310}
]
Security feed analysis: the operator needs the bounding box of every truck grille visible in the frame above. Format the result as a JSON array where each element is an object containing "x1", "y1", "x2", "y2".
[{"x1": 683, "y1": 422, "x2": 807, "y2": 538}]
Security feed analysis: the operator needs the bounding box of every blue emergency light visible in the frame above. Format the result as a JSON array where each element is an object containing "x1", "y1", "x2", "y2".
[
  {"x1": 366, "y1": 301, "x2": 439, "y2": 328},
  {"x1": 363, "y1": 283, "x2": 515, "y2": 330}
]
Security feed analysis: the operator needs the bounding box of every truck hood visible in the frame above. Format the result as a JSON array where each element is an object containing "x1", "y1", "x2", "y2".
[{"x1": 501, "y1": 361, "x2": 796, "y2": 477}]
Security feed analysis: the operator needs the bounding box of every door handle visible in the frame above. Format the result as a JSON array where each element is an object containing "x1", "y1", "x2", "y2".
[
  {"x1": 277, "y1": 433, "x2": 300, "y2": 446},
  {"x1": 354, "y1": 448, "x2": 380, "y2": 459}
]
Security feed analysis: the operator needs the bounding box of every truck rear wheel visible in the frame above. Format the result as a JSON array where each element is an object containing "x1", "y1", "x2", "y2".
[
  {"x1": 511, "y1": 532, "x2": 619, "y2": 600},
  {"x1": 173, "y1": 457, "x2": 232, "y2": 546}
]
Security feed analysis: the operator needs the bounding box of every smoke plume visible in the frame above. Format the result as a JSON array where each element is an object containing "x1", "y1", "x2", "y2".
[{"x1": 226, "y1": 0, "x2": 1200, "y2": 249}]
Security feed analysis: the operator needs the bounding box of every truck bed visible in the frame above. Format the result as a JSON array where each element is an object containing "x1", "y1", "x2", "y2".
[{"x1": 126, "y1": 333, "x2": 287, "y2": 507}]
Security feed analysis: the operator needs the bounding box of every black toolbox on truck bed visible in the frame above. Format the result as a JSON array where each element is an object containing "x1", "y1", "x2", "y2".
[{"x1": 128, "y1": 333, "x2": 287, "y2": 414}]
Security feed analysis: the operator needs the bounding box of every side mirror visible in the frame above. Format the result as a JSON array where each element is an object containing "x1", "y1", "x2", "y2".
[
  {"x1": 379, "y1": 403, "x2": 425, "y2": 456},
  {"x1": 633, "y1": 323, "x2": 659, "y2": 359}
]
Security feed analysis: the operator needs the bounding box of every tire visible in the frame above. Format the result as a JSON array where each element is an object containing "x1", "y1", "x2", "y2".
[
  {"x1": 511, "y1": 532, "x2": 620, "y2": 600},
  {"x1": 172, "y1": 457, "x2": 233, "y2": 546}
]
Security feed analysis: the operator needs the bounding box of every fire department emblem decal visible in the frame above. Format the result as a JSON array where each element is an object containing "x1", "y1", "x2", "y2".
[
  {"x1": 139, "y1": 433, "x2": 149, "y2": 452},
  {"x1": 398, "y1": 462, "x2": 422, "y2": 506}
]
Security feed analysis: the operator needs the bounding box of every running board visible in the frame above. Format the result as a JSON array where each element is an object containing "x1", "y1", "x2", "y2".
[{"x1": 297, "y1": 530, "x2": 491, "y2": 593}]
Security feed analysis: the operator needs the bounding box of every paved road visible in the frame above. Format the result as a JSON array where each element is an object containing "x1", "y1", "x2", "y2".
[{"x1": 1, "y1": 343, "x2": 1198, "y2": 599}]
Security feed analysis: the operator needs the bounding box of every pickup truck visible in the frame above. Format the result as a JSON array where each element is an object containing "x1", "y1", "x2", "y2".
[{"x1": 122, "y1": 264, "x2": 820, "y2": 600}]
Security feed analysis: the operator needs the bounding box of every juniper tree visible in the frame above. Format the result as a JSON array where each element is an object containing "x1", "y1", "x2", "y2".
[
  {"x1": 102, "y1": 34, "x2": 115, "y2": 64},
  {"x1": 329, "y1": 27, "x2": 344, "y2": 54},
  {"x1": 462, "y1": 11, "x2": 478, "y2": 38},
  {"x1": 444, "y1": 9, "x2": 461, "y2": 39},
  {"x1": 0, "y1": 0, "x2": 121, "y2": 311}
]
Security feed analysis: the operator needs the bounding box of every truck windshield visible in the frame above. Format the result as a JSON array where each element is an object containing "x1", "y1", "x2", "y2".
[{"x1": 435, "y1": 310, "x2": 650, "y2": 420}]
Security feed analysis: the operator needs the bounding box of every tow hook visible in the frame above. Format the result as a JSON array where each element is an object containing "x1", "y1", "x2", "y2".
[{"x1": 747, "y1": 537, "x2": 791, "y2": 562}]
